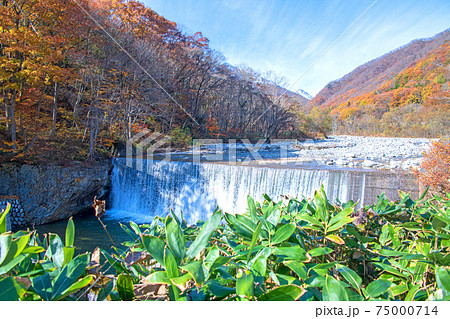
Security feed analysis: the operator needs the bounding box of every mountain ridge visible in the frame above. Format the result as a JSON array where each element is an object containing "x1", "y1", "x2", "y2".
[
  {"x1": 311, "y1": 28, "x2": 450, "y2": 107},
  {"x1": 308, "y1": 27, "x2": 450, "y2": 137}
]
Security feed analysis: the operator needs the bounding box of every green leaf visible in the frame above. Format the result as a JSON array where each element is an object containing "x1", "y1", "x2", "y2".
[
  {"x1": 436, "y1": 267, "x2": 450, "y2": 295},
  {"x1": 413, "y1": 262, "x2": 428, "y2": 284},
  {"x1": 327, "y1": 216, "x2": 355, "y2": 232},
  {"x1": 0, "y1": 276, "x2": 26, "y2": 301},
  {"x1": 364, "y1": 279, "x2": 391, "y2": 299},
  {"x1": 328, "y1": 207, "x2": 354, "y2": 228},
  {"x1": 31, "y1": 273, "x2": 53, "y2": 301},
  {"x1": 310, "y1": 262, "x2": 336, "y2": 276},
  {"x1": 141, "y1": 235, "x2": 165, "y2": 267},
  {"x1": 314, "y1": 188, "x2": 329, "y2": 223},
  {"x1": 259, "y1": 285, "x2": 303, "y2": 301},
  {"x1": 207, "y1": 280, "x2": 235, "y2": 298},
  {"x1": 97, "y1": 279, "x2": 115, "y2": 301},
  {"x1": 186, "y1": 209, "x2": 222, "y2": 260},
  {"x1": 12, "y1": 234, "x2": 31, "y2": 259},
  {"x1": 0, "y1": 255, "x2": 26, "y2": 275},
  {"x1": 65, "y1": 217, "x2": 75, "y2": 247},
  {"x1": 117, "y1": 274, "x2": 134, "y2": 301},
  {"x1": 0, "y1": 233, "x2": 12, "y2": 265},
  {"x1": 236, "y1": 214, "x2": 259, "y2": 233},
  {"x1": 129, "y1": 221, "x2": 141, "y2": 235},
  {"x1": 250, "y1": 254, "x2": 267, "y2": 278},
  {"x1": 62, "y1": 247, "x2": 75, "y2": 268},
  {"x1": 346, "y1": 288, "x2": 364, "y2": 301},
  {"x1": 284, "y1": 261, "x2": 307, "y2": 280},
  {"x1": 247, "y1": 222, "x2": 262, "y2": 262},
  {"x1": 0, "y1": 203, "x2": 11, "y2": 234},
  {"x1": 305, "y1": 275, "x2": 326, "y2": 287},
  {"x1": 297, "y1": 215, "x2": 323, "y2": 230},
  {"x1": 145, "y1": 271, "x2": 171, "y2": 284},
  {"x1": 388, "y1": 224, "x2": 400, "y2": 247},
  {"x1": 0, "y1": 233, "x2": 30, "y2": 275},
  {"x1": 164, "y1": 247, "x2": 181, "y2": 301},
  {"x1": 164, "y1": 248, "x2": 179, "y2": 279},
  {"x1": 170, "y1": 209, "x2": 182, "y2": 228},
  {"x1": 172, "y1": 271, "x2": 192, "y2": 284},
  {"x1": 51, "y1": 253, "x2": 90, "y2": 300},
  {"x1": 224, "y1": 213, "x2": 254, "y2": 239},
  {"x1": 276, "y1": 273, "x2": 300, "y2": 285},
  {"x1": 325, "y1": 234, "x2": 345, "y2": 245},
  {"x1": 100, "y1": 249, "x2": 129, "y2": 274},
  {"x1": 271, "y1": 223, "x2": 296, "y2": 245},
  {"x1": 21, "y1": 246, "x2": 45, "y2": 254},
  {"x1": 373, "y1": 262, "x2": 407, "y2": 278},
  {"x1": 56, "y1": 275, "x2": 94, "y2": 301},
  {"x1": 46, "y1": 234, "x2": 65, "y2": 269},
  {"x1": 322, "y1": 275, "x2": 348, "y2": 301},
  {"x1": 236, "y1": 270, "x2": 254, "y2": 299},
  {"x1": 390, "y1": 284, "x2": 408, "y2": 296},
  {"x1": 336, "y1": 264, "x2": 362, "y2": 291},
  {"x1": 346, "y1": 225, "x2": 362, "y2": 240},
  {"x1": 248, "y1": 195, "x2": 258, "y2": 223},
  {"x1": 165, "y1": 216, "x2": 186, "y2": 262},
  {"x1": 308, "y1": 247, "x2": 333, "y2": 257},
  {"x1": 273, "y1": 246, "x2": 310, "y2": 262},
  {"x1": 405, "y1": 284, "x2": 420, "y2": 301},
  {"x1": 266, "y1": 205, "x2": 282, "y2": 227},
  {"x1": 262, "y1": 194, "x2": 273, "y2": 203},
  {"x1": 378, "y1": 249, "x2": 425, "y2": 260},
  {"x1": 209, "y1": 256, "x2": 231, "y2": 272},
  {"x1": 119, "y1": 223, "x2": 139, "y2": 240},
  {"x1": 180, "y1": 261, "x2": 205, "y2": 286},
  {"x1": 16, "y1": 255, "x2": 34, "y2": 275},
  {"x1": 204, "y1": 245, "x2": 220, "y2": 272}
]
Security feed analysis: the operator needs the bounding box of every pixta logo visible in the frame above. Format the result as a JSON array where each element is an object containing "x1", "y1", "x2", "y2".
[
  {"x1": 126, "y1": 131, "x2": 323, "y2": 169},
  {"x1": 126, "y1": 129, "x2": 172, "y2": 171}
]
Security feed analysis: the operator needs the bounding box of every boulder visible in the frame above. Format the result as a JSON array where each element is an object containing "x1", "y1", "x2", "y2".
[
  {"x1": 345, "y1": 153, "x2": 356, "y2": 158},
  {"x1": 362, "y1": 159, "x2": 377, "y2": 168},
  {"x1": 336, "y1": 158, "x2": 349, "y2": 166}
]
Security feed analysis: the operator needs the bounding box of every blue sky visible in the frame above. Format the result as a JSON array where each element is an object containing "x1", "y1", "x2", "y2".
[{"x1": 143, "y1": 0, "x2": 450, "y2": 97}]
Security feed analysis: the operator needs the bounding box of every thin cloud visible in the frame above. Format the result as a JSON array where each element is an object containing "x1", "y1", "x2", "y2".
[{"x1": 144, "y1": 0, "x2": 450, "y2": 96}]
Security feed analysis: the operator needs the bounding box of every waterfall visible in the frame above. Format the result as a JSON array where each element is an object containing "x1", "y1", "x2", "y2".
[{"x1": 108, "y1": 158, "x2": 368, "y2": 224}]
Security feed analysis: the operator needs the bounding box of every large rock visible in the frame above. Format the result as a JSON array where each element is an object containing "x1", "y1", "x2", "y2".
[
  {"x1": 0, "y1": 160, "x2": 113, "y2": 226},
  {"x1": 336, "y1": 158, "x2": 350, "y2": 166},
  {"x1": 362, "y1": 159, "x2": 377, "y2": 168}
]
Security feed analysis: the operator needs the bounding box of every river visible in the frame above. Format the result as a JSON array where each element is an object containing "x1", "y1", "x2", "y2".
[{"x1": 34, "y1": 151, "x2": 418, "y2": 253}]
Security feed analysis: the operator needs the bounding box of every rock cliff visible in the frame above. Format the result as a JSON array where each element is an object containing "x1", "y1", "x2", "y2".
[{"x1": 0, "y1": 160, "x2": 112, "y2": 226}]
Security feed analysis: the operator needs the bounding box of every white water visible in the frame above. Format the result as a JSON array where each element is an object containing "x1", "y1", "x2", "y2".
[{"x1": 108, "y1": 158, "x2": 367, "y2": 224}]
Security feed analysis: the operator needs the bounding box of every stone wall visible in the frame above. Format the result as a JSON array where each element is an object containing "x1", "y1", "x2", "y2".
[
  {"x1": 363, "y1": 170, "x2": 419, "y2": 204},
  {"x1": 0, "y1": 160, "x2": 113, "y2": 227},
  {"x1": 0, "y1": 196, "x2": 22, "y2": 230}
]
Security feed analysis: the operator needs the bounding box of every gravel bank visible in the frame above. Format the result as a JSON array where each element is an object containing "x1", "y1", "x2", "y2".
[{"x1": 291, "y1": 135, "x2": 434, "y2": 170}]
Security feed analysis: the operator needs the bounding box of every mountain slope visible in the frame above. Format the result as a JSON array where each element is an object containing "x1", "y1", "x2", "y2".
[
  {"x1": 310, "y1": 28, "x2": 450, "y2": 137},
  {"x1": 312, "y1": 28, "x2": 450, "y2": 107}
]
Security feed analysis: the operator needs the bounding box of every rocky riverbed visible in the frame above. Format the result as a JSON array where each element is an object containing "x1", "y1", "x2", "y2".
[
  {"x1": 288, "y1": 135, "x2": 433, "y2": 170},
  {"x1": 167, "y1": 135, "x2": 433, "y2": 171}
]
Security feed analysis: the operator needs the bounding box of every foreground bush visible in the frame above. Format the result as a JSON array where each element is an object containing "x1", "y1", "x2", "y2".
[
  {"x1": 415, "y1": 139, "x2": 450, "y2": 197},
  {"x1": 1, "y1": 186, "x2": 450, "y2": 301}
]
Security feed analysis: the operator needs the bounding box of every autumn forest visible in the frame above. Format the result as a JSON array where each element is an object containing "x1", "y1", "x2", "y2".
[{"x1": 1, "y1": 0, "x2": 449, "y2": 164}]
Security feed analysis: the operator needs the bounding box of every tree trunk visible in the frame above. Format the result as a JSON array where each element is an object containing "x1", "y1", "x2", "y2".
[
  {"x1": 3, "y1": 90, "x2": 10, "y2": 132},
  {"x1": 89, "y1": 108, "x2": 99, "y2": 159},
  {"x1": 51, "y1": 82, "x2": 57, "y2": 137},
  {"x1": 36, "y1": 88, "x2": 45, "y2": 121},
  {"x1": 9, "y1": 89, "x2": 17, "y2": 150}
]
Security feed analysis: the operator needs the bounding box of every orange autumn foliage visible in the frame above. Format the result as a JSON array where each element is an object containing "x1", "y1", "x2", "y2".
[{"x1": 415, "y1": 140, "x2": 450, "y2": 196}]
